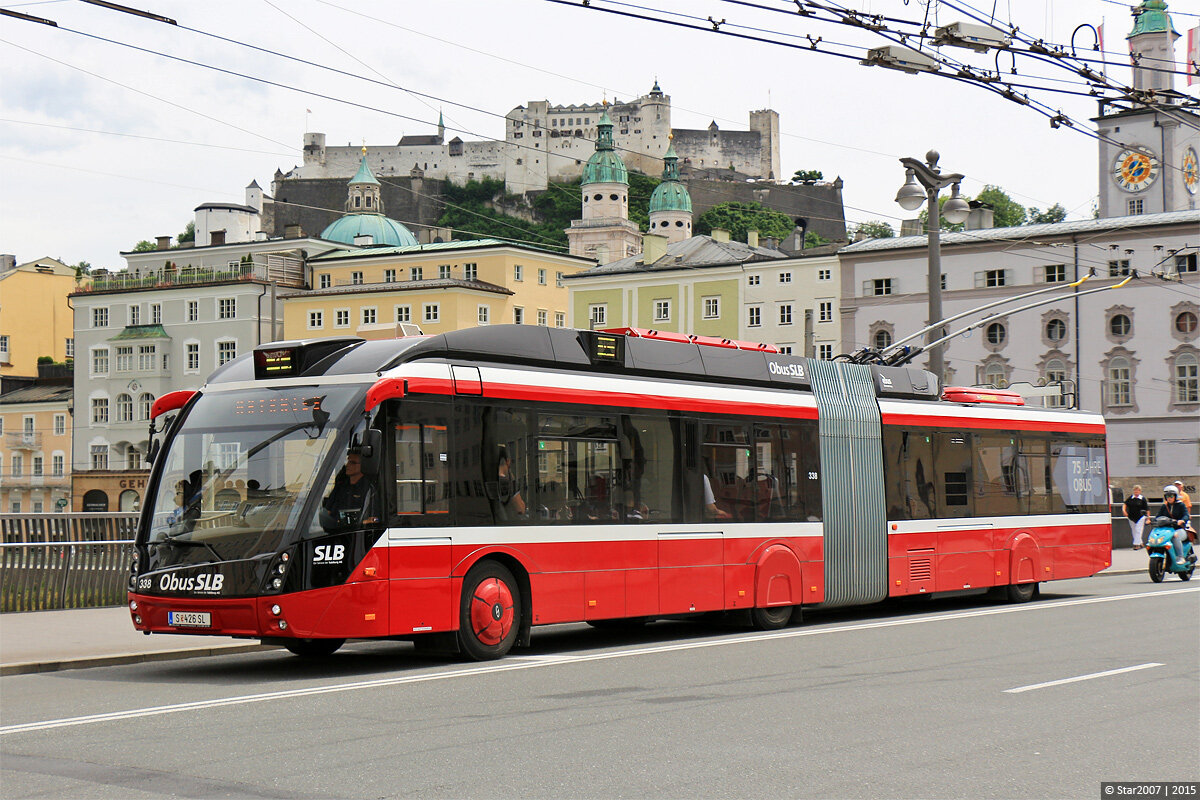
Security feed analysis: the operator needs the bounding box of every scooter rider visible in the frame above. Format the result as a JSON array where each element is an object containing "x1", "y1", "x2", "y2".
[{"x1": 1155, "y1": 486, "x2": 1193, "y2": 566}]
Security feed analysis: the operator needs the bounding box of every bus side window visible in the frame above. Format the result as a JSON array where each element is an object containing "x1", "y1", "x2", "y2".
[
  {"x1": 391, "y1": 401, "x2": 451, "y2": 526},
  {"x1": 1022, "y1": 433, "x2": 1052, "y2": 516},
  {"x1": 934, "y1": 432, "x2": 973, "y2": 518}
]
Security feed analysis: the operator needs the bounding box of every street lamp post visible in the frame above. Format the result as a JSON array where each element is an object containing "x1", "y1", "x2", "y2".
[{"x1": 895, "y1": 150, "x2": 970, "y2": 382}]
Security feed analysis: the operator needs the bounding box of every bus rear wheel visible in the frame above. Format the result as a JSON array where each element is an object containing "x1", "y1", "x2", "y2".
[
  {"x1": 283, "y1": 638, "x2": 344, "y2": 658},
  {"x1": 750, "y1": 605, "x2": 794, "y2": 630},
  {"x1": 458, "y1": 560, "x2": 521, "y2": 661},
  {"x1": 1005, "y1": 582, "x2": 1038, "y2": 603}
]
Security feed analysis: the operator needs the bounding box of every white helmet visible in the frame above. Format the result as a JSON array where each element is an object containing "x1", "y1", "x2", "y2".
[{"x1": 1163, "y1": 485, "x2": 1178, "y2": 497}]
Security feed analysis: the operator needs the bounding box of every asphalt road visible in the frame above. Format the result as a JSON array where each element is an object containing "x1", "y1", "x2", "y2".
[{"x1": 2, "y1": 573, "x2": 1198, "y2": 800}]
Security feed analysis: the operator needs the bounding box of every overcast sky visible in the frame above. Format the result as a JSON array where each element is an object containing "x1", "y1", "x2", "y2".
[{"x1": 1, "y1": 0, "x2": 1196, "y2": 268}]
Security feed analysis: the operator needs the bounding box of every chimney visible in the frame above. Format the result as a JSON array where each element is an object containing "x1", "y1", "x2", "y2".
[
  {"x1": 966, "y1": 201, "x2": 995, "y2": 230},
  {"x1": 353, "y1": 234, "x2": 375, "y2": 246},
  {"x1": 711, "y1": 227, "x2": 731, "y2": 243},
  {"x1": 900, "y1": 219, "x2": 923, "y2": 237},
  {"x1": 746, "y1": 229, "x2": 759, "y2": 248},
  {"x1": 155, "y1": 236, "x2": 171, "y2": 250},
  {"x1": 209, "y1": 230, "x2": 226, "y2": 246},
  {"x1": 255, "y1": 231, "x2": 268, "y2": 241},
  {"x1": 641, "y1": 233, "x2": 668, "y2": 265},
  {"x1": 0, "y1": 254, "x2": 15, "y2": 272},
  {"x1": 284, "y1": 223, "x2": 302, "y2": 239}
]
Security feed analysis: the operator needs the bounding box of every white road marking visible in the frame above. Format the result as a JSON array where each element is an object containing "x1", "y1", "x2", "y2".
[
  {"x1": 1004, "y1": 662, "x2": 1164, "y2": 694},
  {"x1": 2, "y1": 586, "x2": 1196, "y2": 737}
]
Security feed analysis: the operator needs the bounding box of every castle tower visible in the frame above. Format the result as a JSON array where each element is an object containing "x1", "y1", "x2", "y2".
[
  {"x1": 1094, "y1": 1, "x2": 1198, "y2": 217},
  {"x1": 345, "y1": 149, "x2": 383, "y2": 214},
  {"x1": 566, "y1": 109, "x2": 642, "y2": 264},
  {"x1": 648, "y1": 140, "x2": 693, "y2": 244}
]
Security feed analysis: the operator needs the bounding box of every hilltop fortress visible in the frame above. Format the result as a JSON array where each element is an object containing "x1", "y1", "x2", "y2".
[{"x1": 284, "y1": 83, "x2": 780, "y2": 193}]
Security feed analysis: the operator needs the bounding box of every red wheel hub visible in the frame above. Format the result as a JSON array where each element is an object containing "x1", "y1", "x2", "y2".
[{"x1": 469, "y1": 576, "x2": 514, "y2": 645}]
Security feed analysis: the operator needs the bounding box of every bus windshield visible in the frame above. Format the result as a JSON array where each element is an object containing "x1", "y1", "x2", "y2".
[{"x1": 143, "y1": 384, "x2": 364, "y2": 563}]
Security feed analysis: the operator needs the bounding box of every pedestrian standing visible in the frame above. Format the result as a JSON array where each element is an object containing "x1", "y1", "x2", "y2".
[
  {"x1": 1124, "y1": 485, "x2": 1149, "y2": 550},
  {"x1": 1172, "y1": 481, "x2": 1191, "y2": 513}
]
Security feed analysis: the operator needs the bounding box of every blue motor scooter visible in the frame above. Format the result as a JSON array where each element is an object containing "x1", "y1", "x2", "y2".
[{"x1": 1146, "y1": 516, "x2": 1196, "y2": 583}]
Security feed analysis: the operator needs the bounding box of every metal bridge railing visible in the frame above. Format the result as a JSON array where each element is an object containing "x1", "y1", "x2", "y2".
[{"x1": 0, "y1": 513, "x2": 138, "y2": 612}]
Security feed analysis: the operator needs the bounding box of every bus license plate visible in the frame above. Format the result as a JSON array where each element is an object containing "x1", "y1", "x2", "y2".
[{"x1": 168, "y1": 611, "x2": 211, "y2": 628}]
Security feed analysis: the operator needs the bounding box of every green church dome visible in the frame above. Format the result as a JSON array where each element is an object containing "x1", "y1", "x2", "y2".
[
  {"x1": 1128, "y1": 1, "x2": 1177, "y2": 37},
  {"x1": 649, "y1": 144, "x2": 691, "y2": 213},
  {"x1": 581, "y1": 110, "x2": 628, "y2": 187},
  {"x1": 321, "y1": 213, "x2": 417, "y2": 246}
]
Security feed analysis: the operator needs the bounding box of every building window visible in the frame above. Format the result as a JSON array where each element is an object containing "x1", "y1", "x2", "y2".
[
  {"x1": 983, "y1": 361, "x2": 1008, "y2": 388},
  {"x1": 91, "y1": 348, "x2": 109, "y2": 375},
  {"x1": 538, "y1": 268, "x2": 547, "y2": 285},
  {"x1": 985, "y1": 322, "x2": 1006, "y2": 345},
  {"x1": 513, "y1": 307, "x2": 524, "y2": 325},
  {"x1": 514, "y1": 264, "x2": 524, "y2": 282},
  {"x1": 1110, "y1": 314, "x2": 1132, "y2": 337},
  {"x1": 818, "y1": 301, "x2": 833, "y2": 323},
  {"x1": 217, "y1": 341, "x2": 237, "y2": 366},
  {"x1": 32, "y1": 455, "x2": 43, "y2": 476},
  {"x1": 1177, "y1": 253, "x2": 1198, "y2": 273},
  {"x1": 1176, "y1": 311, "x2": 1198, "y2": 334},
  {"x1": 748, "y1": 275, "x2": 760, "y2": 286},
  {"x1": 1043, "y1": 264, "x2": 1066, "y2": 283},
  {"x1": 395, "y1": 305, "x2": 412, "y2": 323},
  {"x1": 10, "y1": 454, "x2": 22, "y2": 478},
  {"x1": 818, "y1": 269, "x2": 831, "y2": 281},
  {"x1": 1044, "y1": 359, "x2": 1067, "y2": 408},
  {"x1": 439, "y1": 265, "x2": 451, "y2": 280},
  {"x1": 53, "y1": 414, "x2": 65, "y2": 436},
  {"x1": 137, "y1": 345, "x2": 156, "y2": 371},
  {"x1": 362, "y1": 307, "x2": 377, "y2": 325},
  {"x1": 703, "y1": 297, "x2": 720, "y2": 319},
  {"x1": 92, "y1": 307, "x2": 109, "y2": 328},
  {"x1": 9, "y1": 500, "x2": 19, "y2": 513},
  {"x1": 218, "y1": 298, "x2": 236, "y2": 320},
  {"x1": 64, "y1": 337, "x2": 75, "y2": 359},
  {"x1": 1127, "y1": 198, "x2": 1143, "y2": 215},
  {"x1": 537, "y1": 309, "x2": 548, "y2": 326},
  {"x1": 115, "y1": 346, "x2": 133, "y2": 372},
  {"x1": 478, "y1": 305, "x2": 490, "y2": 325},
  {"x1": 779, "y1": 272, "x2": 792, "y2": 284},
  {"x1": 555, "y1": 312, "x2": 565, "y2": 327},
  {"x1": 319, "y1": 274, "x2": 331, "y2": 289},
  {"x1": 1046, "y1": 318, "x2": 1067, "y2": 343},
  {"x1": 187, "y1": 300, "x2": 198, "y2": 322},
  {"x1": 186, "y1": 342, "x2": 199, "y2": 371},
  {"x1": 874, "y1": 329, "x2": 892, "y2": 349},
  {"x1": 138, "y1": 393, "x2": 154, "y2": 422},
  {"x1": 1137, "y1": 440, "x2": 1157, "y2": 466},
  {"x1": 90, "y1": 444, "x2": 108, "y2": 470},
  {"x1": 384, "y1": 268, "x2": 397, "y2": 283},
  {"x1": 335, "y1": 309, "x2": 350, "y2": 328},
  {"x1": 115, "y1": 394, "x2": 133, "y2": 422},
  {"x1": 1175, "y1": 353, "x2": 1199, "y2": 404},
  {"x1": 976, "y1": 269, "x2": 1010, "y2": 288},
  {"x1": 589, "y1": 304, "x2": 607, "y2": 328},
  {"x1": 424, "y1": 303, "x2": 440, "y2": 323},
  {"x1": 351, "y1": 271, "x2": 364, "y2": 285},
  {"x1": 555, "y1": 271, "x2": 564, "y2": 288},
  {"x1": 654, "y1": 300, "x2": 671, "y2": 322},
  {"x1": 52, "y1": 454, "x2": 64, "y2": 477},
  {"x1": 150, "y1": 303, "x2": 161, "y2": 324},
  {"x1": 465, "y1": 263, "x2": 478, "y2": 281},
  {"x1": 128, "y1": 305, "x2": 140, "y2": 326},
  {"x1": 777, "y1": 345, "x2": 793, "y2": 355},
  {"x1": 91, "y1": 397, "x2": 109, "y2": 424},
  {"x1": 1107, "y1": 357, "x2": 1132, "y2": 406},
  {"x1": 818, "y1": 343, "x2": 833, "y2": 360},
  {"x1": 748, "y1": 306, "x2": 761, "y2": 327},
  {"x1": 865, "y1": 278, "x2": 893, "y2": 296},
  {"x1": 308, "y1": 310, "x2": 323, "y2": 329},
  {"x1": 779, "y1": 304, "x2": 793, "y2": 325},
  {"x1": 1108, "y1": 260, "x2": 1131, "y2": 277},
  {"x1": 410, "y1": 267, "x2": 423, "y2": 281}
]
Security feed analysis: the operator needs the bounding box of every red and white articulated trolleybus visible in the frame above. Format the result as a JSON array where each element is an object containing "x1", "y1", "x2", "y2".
[{"x1": 128, "y1": 325, "x2": 1111, "y2": 659}]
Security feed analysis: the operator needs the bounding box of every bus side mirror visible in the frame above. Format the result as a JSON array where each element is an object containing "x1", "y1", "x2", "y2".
[{"x1": 360, "y1": 428, "x2": 383, "y2": 476}]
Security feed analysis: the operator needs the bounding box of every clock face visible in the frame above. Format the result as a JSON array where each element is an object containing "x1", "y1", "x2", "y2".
[
  {"x1": 1112, "y1": 148, "x2": 1159, "y2": 193},
  {"x1": 1183, "y1": 147, "x2": 1199, "y2": 196}
]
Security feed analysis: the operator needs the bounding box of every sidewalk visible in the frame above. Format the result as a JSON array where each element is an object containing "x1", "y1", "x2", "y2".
[{"x1": 0, "y1": 549, "x2": 1154, "y2": 676}]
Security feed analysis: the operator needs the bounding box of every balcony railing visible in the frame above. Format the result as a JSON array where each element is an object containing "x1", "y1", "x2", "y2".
[
  {"x1": 4, "y1": 432, "x2": 41, "y2": 450},
  {"x1": 79, "y1": 254, "x2": 306, "y2": 293}
]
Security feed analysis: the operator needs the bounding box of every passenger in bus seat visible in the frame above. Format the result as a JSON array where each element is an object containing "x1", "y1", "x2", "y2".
[
  {"x1": 703, "y1": 473, "x2": 732, "y2": 520},
  {"x1": 496, "y1": 448, "x2": 526, "y2": 518}
]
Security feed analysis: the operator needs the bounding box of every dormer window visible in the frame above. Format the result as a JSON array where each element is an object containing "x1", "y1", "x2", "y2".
[
  {"x1": 365, "y1": 196, "x2": 372, "y2": 208},
  {"x1": 354, "y1": 196, "x2": 361, "y2": 208}
]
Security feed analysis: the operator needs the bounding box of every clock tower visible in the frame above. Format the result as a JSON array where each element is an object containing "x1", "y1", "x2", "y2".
[{"x1": 1093, "y1": 1, "x2": 1198, "y2": 218}]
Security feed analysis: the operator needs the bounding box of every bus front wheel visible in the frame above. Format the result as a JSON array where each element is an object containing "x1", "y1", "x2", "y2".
[
  {"x1": 283, "y1": 638, "x2": 344, "y2": 658},
  {"x1": 458, "y1": 560, "x2": 521, "y2": 660}
]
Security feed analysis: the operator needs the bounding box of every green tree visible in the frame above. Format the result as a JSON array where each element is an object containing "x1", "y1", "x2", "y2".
[
  {"x1": 695, "y1": 201, "x2": 795, "y2": 242},
  {"x1": 132, "y1": 240, "x2": 156, "y2": 252},
  {"x1": 177, "y1": 221, "x2": 195, "y2": 244},
  {"x1": 854, "y1": 220, "x2": 895, "y2": 239},
  {"x1": 975, "y1": 185, "x2": 1026, "y2": 227},
  {"x1": 790, "y1": 169, "x2": 823, "y2": 185},
  {"x1": 1028, "y1": 203, "x2": 1067, "y2": 224}
]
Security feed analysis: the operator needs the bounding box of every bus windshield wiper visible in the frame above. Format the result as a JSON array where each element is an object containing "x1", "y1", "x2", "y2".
[{"x1": 154, "y1": 536, "x2": 223, "y2": 562}]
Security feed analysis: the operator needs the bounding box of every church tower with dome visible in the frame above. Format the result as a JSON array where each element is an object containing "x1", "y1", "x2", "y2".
[
  {"x1": 647, "y1": 139, "x2": 692, "y2": 244},
  {"x1": 320, "y1": 150, "x2": 419, "y2": 246},
  {"x1": 566, "y1": 109, "x2": 642, "y2": 265}
]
